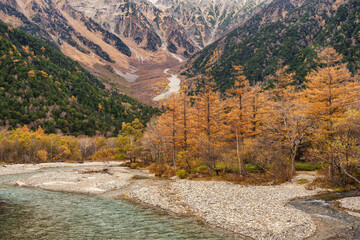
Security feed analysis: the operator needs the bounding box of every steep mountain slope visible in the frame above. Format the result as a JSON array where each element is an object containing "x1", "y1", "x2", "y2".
[
  {"x1": 0, "y1": 21, "x2": 158, "y2": 136},
  {"x1": 0, "y1": 0, "x2": 133, "y2": 93},
  {"x1": 0, "y1": 0, "x2": 131, "y2": 59},
  {"x1": 185, "y1": 0, "x2": 359, "y2": 91},
  {"x1": 68, "y1": 0, "x2": 198, "y2": 57},
  {"x1": 154, "y1": 0, "x2": 272, "y2": 47},
  {"x1": 315, "y1": 0, "x2": 360, "y2": 73}
]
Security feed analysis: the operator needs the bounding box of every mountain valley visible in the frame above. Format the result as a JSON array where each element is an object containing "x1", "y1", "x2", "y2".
[{"x1": 0, "y1": 0, "x2": 270, "y2": 102}]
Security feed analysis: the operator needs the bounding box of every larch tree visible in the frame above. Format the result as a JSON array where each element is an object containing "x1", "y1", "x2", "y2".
[
  {"x1": 332, "y1": 110, "x2": 360, "y2": 185},
  {"x1": 177, "y1": 79, "x2": 195, "y2": 152},
  {"x1": 157, "y1": 94, "x2": 180, "y2": 168},
  {"x1": 193, "y1": 77, "x2": 228, "y2": 173},
  {"x1": 245, "y1": 82, "x2": 266, "y2": 138},
  {"x1": 141, "y1": 118, "x2": 165, "y2": 165},
  {"x1": 265, "y1": 65, "x2": 313, "y2": 176},
  {"x1": 304, "y1": 47, "x2": 354, "y2": 181},
  {"x1": 176, "y1": 81, "x2": 194, "y2": 170},
  {"x1": 226, "y1": 66, "x2": 251, "y2": 174}
]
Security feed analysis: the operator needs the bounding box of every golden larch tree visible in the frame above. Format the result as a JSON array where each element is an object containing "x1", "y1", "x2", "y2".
[
  {"x1": 226, "y1": 66, "x2": 251, "y2": 174},
  {"x1": 304, "y1": 47, "x2": 354, "y2": 181},
  {"x1": 193, "y1": 77, "x2": 229, "y2": 172}
]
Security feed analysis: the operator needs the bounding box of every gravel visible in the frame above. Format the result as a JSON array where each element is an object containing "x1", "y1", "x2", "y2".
[
  {"x1": 129, "y1": 180, "x2": 321, "y2": 240},
  {"x1": 11, "y1": 167, "x2": 133, "y2": 194},
  {"x1": 338, "y1": 197, "x2": 360, "y2": 211},
  {"x1": 0, "y1": 162, "x2": 121, "y2": 176},
  {"x1": 338, "y1": 197, "x2": 360, "y2": 218},
  {"x1": 2, "y1": 162, "x2": 137, "y2": 195}
]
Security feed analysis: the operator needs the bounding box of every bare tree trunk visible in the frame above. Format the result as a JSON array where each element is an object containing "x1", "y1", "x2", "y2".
[
  {"x1": 329, "y1": 159, "x2": 335, "y2": 182},
  {"x1": 236, "y1": 131, "x2": 245, "y2": 175},
  {"x1": 335, "y1": 162, "x2": 360, "y2": 186},
  {"x1": 183, "y1": 95, "x2": 187, "y2": 152},
  {"x1": 291, "y1": 143, "x2": 300, "y2": 177},
  {"x1": 172, "y1": 111, "x2": 176, "y2": 169}
]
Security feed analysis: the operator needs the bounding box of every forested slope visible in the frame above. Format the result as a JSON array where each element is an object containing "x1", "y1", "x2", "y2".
[
  {"x1": 0, "y1": 21, "x2": 158, "y2": 136},
  {"x1": 185, "y1": 0, "x2": 360, "y2": 91}
]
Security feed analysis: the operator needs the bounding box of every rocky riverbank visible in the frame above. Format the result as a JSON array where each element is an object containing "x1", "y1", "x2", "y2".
[
  {"x1": 0, "y1": 162, "x2": 117, "y2": 176},
  {"x1": 338, "y1": 196, "x2": 360, "y2": 218},
  {"x1": 128, "y1": 179, "x2": 322, "y2": 240},
  {"x1": 0, "y1": 162, "x2": 324, "y2": 239},
  {"x1": 1, "y1": 162, "x2": 152, "y2": 195}
]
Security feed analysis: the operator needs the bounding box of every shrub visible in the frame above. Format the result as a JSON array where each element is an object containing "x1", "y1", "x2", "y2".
[
  {"x1": 114, "y1": 153, "x2": 127, "y2": 161},
  {"x1": 177, "y1": 151, "x2": 195, "y2": 170},
  {"x1": 295, "y1": 162, "x2": 322, "y2": 171},
  {"x1": 245, "y1": 164, "x2": 259, "y2": 171},
  {"x1": 130, "y1": 162, "x2": 140, "y2": 169},
  {"x1": 191, "y1": 165, "x2": 208, "y2": 173},
  {"x1": 92, "y1": 149, "x2": 116, "y2": 161},
  {"x1": 162, "y1": 166, "x2": 175, "y2": 178},
  {"x1": 176, "y1": 169, "x2": 187, "y2": 179},
  {"x1": 197, "y1": 165, "x2": 208, "y2": 171},
  {"x1": 148, "y1": 163, "x2": 175, "y2": 178},
  {"x1": 120, "y1": 161, "x2": 141, "y2": 169},
  {"x1": 36, "y1": 150, "x2": 48, "y2": 162},
  {"x1": 297, "y1": 179, "x2": 308, "y2": 184}
]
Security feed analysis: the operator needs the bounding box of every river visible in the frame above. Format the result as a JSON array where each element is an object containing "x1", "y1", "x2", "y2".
[
  {"x1": 0, "y1": 169, "x2": 237, "y2": 240},
  {"x1": 153, "y1": 69, "x2": 181, "y2": 101},
  {"x1": 289, "y1": 191, "x2": 360, "y2": 239}
]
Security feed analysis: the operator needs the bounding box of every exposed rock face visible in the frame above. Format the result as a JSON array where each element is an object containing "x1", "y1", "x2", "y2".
[
  {"x1": 155, "y1": 0, "x2": 272, "y2": 47},
  {"x1": 67, "y1": 0, "x2": 271, "y2": 54},
  {"x1": 0, "y1": 0, "x2": 131, "y2": 61},
  {"x1": 67, "y1": 0, "x2": 199, "y2": 57}
]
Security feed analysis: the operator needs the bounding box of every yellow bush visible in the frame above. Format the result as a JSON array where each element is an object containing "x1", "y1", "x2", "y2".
[
  {"x1": 36, "y1": 150, "x2": 48, "y2": 162},
  {"x1": 92, "y1": 149, "x2": 116, "y2": 161},
  {"x1": 149, "y1": 163, "x2": 175, "y2": 178}
]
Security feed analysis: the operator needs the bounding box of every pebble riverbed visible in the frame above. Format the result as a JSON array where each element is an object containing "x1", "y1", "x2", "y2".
[
  {"x1": 129, "y1": 179, "x2": 322, "y2": 240},
  {"x1": 338, "y1": 196, "x2": 360, "y2": 218}
]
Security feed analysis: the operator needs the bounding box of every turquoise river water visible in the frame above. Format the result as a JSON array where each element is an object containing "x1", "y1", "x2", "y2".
[{"x1": 0, "y1": 171, "x2": 238, "y2": 240}]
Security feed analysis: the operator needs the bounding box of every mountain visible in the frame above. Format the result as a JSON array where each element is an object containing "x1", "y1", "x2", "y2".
[
  {"x1": 0, "y1": 0, "x2": 270, "y2": 102},
  {"x1": 67, "y1": 0, "x2": 270, "y2": 53},
  {"x1": 67, "y1": 0, "x2": 197, "y2": 57},
  {"x1": 0, "y1": 21, "x2": 158, "y2": 136},
  {"x1": 184, "y1": 0, "x2": 360, "y2": 91},
  {"x1": 153, "y1": 0, "x2": 271, "y2": 48}
]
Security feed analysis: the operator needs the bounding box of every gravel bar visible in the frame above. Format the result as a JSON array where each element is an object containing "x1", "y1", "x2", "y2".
[
  {"x1": 338, "y1": 197, "x2": 360, "y2": 218},
  {"x1": 0, "y1": 162, "x2": 121, "y2": 176},
  {"x1": 338, "y1": 197, "x2": 360, "y2": 211},
  {"x1": 129, "y1": 179, "x2": 321, "y2": 240}
]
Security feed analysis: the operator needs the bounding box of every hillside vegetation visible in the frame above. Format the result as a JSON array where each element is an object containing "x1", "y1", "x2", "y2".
[
  {"x1": 185, "y1": 0, "x2": 360, "y2": 91},
  {"x1": 0, "y1": 21, "x2": 158, "y2": 136}
]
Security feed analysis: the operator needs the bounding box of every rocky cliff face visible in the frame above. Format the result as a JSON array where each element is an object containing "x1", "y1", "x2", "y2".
[
  {"x1": 67, "y1": 0, "x2": 271, "y2": 54},
  {"x1": 154, "y1": 0, "x2": 272, "y2": 47},
  {"x1": 67, "y1": 0, "x2": 198, "y2": 57},
  {"x1": 0, "y1": 0, "x2": 131, "y2": 61}
]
